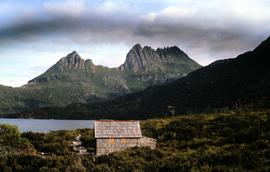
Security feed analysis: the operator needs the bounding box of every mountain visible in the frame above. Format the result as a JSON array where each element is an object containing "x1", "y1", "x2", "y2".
[
  {"x1": 0, "y1": 44, "x2": 201, "y2": 115},
  {"x1": 29, "y1": 45, "x2": 200, "y2": 86},
  {"x1": 10, "y1": 36, "x2": 270, "y2": 119}
]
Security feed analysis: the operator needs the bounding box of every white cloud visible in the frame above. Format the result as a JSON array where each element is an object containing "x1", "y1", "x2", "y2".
[
  {"x1": 226, "y1": 0, "x2": 270, "y2": 28},
  {"x1": 94, "y1": 0, "x2": 126, "y2": 14},
  {"x1": 141, "y1": 0, "x2": 270, "y2": 28},
  {"x1": 43, "y1": 0, "x2": 86, "y2": 17},
  {"x1": 141, "y1": 6, "x2": 193, "y2": 22}
]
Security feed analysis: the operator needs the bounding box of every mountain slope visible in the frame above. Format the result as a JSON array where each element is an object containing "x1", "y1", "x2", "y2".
[
  {"x1": 100, "y1": 36, "x2": 270, "y2": 118},
  {"x1": 94, "y1": 36, "x2": 270, "y2": 118},
  {"x1": 0, "y1": 44, "x2": 200, "y2": 115},
  {"x1": 10, "y1": 36, "x2": 270, "y2": 119}
]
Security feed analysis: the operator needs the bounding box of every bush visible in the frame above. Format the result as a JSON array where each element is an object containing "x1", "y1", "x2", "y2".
[{"x1": 0, "y1": 124, "x2": 21, "y2": 146}]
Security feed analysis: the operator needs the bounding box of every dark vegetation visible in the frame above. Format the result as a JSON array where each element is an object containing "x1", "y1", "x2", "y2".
[{"x1": 1, "y1": 109, "x2": 270, "y2": 171}]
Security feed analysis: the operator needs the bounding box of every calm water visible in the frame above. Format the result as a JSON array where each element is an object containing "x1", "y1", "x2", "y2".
[{"x1": 0, "y1": 118, "x2": 94, "y2": 133}]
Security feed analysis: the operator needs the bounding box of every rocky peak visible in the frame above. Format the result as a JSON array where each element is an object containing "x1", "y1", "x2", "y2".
[
  {"x1": 53, "y1": 51, "x2": 95, "y2": 71},
  {"x1": 118, "y1": 44, "x2": 155, "y2": 73},
  {"x1": 57, "y1": 51, "x2": 84, "y2": 70},
  {"x1": 132, "y1": 44, "x2": 142, "y2": 50},
  {"x1": 28, "y1": 51, "x2": 97, "y2": 84},
  {"x1": 119, "y1": 44, "x2": 199, "y2": 73}
]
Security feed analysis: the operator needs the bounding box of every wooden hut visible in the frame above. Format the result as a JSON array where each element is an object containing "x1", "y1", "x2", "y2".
[{"x1": 94, "y1": 120, "x2": 156, "y2": 156}]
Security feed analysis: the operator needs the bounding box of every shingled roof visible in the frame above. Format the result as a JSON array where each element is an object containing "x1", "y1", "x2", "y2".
[{"x1": 94, "y1": 120, "x2": 142, "y2": 138}]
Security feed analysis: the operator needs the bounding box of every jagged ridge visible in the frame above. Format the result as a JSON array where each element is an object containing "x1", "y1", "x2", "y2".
[{"x1": 119, "y1": 44, "x2": 200, "y2": 73}]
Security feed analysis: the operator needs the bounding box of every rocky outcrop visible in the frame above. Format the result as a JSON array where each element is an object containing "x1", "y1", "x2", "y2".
[
  {"x1": 119, "y1": 44, "x2": 200, "y2": 73},
  {"x1": 52, "y1": 51, "x2": 96, "y2": 72}
]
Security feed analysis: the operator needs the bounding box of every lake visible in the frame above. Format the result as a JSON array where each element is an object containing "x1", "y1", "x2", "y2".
[{"x1": 0, "y1": 118, "x2": 94, "y2": 133}]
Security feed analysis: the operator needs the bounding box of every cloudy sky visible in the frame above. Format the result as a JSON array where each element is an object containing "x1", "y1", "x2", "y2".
[{"x1": 0, "y1": 0, "x2": 269, "y2": 87}]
